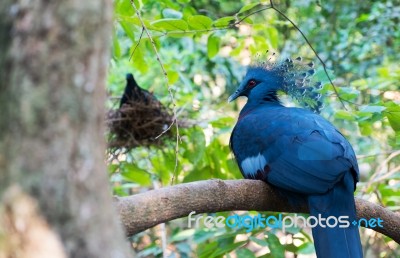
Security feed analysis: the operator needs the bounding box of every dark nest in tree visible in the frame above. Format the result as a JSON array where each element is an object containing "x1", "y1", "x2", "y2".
[{"x1": 106, "y1": 100, "x2": 174, "y2": 151}]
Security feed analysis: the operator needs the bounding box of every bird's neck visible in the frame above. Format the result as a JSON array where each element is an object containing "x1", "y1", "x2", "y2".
[
  {"x1": 248, "y1": 90, "x2": 282, "y2": 106},
  {"x1": 240, "y1": 95, "x2": 283, "y2": 118}
]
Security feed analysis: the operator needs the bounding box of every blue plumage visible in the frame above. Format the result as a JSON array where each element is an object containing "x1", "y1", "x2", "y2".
[{"x1": 229, "y1": 59, "x2": 362, "y2": 258}]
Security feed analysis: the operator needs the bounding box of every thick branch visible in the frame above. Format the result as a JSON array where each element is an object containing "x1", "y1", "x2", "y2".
[{"x1": 115, "y1": 179, "x2": 400, "y2": 244}]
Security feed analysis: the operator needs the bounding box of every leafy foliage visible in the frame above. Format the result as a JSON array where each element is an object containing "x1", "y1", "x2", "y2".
[{"x1": 108, "y1": 0, "x2": 400, "y2": 257}]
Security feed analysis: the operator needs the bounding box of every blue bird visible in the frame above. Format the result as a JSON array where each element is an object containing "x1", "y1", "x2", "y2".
[{"x1": 229, "y1": 58, "x2": 362, "y2": 258}]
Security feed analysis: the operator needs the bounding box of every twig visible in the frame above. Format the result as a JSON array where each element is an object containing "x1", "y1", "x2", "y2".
[
  {"x1": 372, "y1": 165, "x2": 400, "y2": 184},
  {"x1": 129, "y1": 27, "x2": 144, "y2": 60},
  {"x1": 361, "y1": 150, "x2": 400, "y2": 193},
  {"x1": 356, "y1": 150, "x2": 398, "y2": 159},
  {"x1": 129, "y1": 1, "x2": 181, "y2": 183},
  {"x1": 234, "y1": 6, "x2": 273, "y2": 26}
]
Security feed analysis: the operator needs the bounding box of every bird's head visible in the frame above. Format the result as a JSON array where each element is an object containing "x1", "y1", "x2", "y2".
[
  {"x1": 126, "y1": 73, "x2": 140, "y2": 88},
  {"x1": 229, "y1": 57, "x2": 323, "y2": 112},
  {"x1": 126, "y1": 73, "x2": 135, "y2": 81},
  {"x1": 228, "y1": 66, "x2": 283, "y2": 103}
]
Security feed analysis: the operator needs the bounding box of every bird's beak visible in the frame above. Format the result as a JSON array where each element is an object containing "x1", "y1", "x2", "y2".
[{"x1": 228, "y1": 90, "x2": 240, "y2": 102}]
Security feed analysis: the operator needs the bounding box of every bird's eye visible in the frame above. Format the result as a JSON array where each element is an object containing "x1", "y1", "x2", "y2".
[{"x1": 247, "y1": 80, "x2": 257, "y2": 89}]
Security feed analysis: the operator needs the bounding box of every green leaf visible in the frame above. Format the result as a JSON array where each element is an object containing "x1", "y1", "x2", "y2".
[
  {"x1": 360, "y1": 105, "x2": 386, "y2": 113},
  {"x1": 129, "y1": 42, "x2": 148, "y2": 73},
  {"x1": 266, "y1": 232, "x2": 285, "y2": 258},
  {"x1": 183, "y1": 127, "x2": 206, "y2": 166},
  {"x1": 297, "y1": 242, "x2": 315, "y2": 254},
  {"x1": 358, "y1": 121, "x2": 372, "y2": 136},
  {"x1": 121, "y1": 164, "x2": 151, "y2": 186},
  {"x1": 120, "y1": 21, "x2": 136, "y2": 40},
  {"x1": 267, "y1": 27, "x2": 279, "y2": 49},
  {"x1": 314, "y1": 69, "x2": 335, "y2": 85},
  {"x1": 395, "y1": 131, "x2": 400, "y2": 146},
  {"x1": 337, "y1": 87, "x2": 360, "y2": 101},
  {"x1": 210, "y1": 117, "x2": 235, "y2": 129},
  {"x1": 193, "y1": 230, "x2": 217, "y2": 244},
  {"x1": 356, "y1": 13, "x2": 370, "y2": 22},
  {"x1": 379, "y1": 185, "x2": 400, "y2": 197},
  {"x1": 385, "y1": 106, "x2": 400, "y2": 131},
  {"x1": 167, "y1": 71, "x2": 179, "y2": 84},
  {"x1": 282, "y1": 224, "x2": 301, "y2": 234},
  {"x1": 115, "y1": 0, "x2": 135, "y2": 16},
  {"x1": 207, "y1": 34, "x2": 220, "y2": 58},
  {"x1": 235, "y1": 248, "x2": 256, "y2": 258},
  {"x1": 209, "y1": 241, "x2": 247, "y2": 257},
  {"x1": 284, "y1": 243, "x2": 299, "y2": 253},
  {"x1": 162, "y1": 8, "x2": 183, "y2": 19},
  {"x1": 238, "y1": 3, "x2": 260, "y2": 14},
  {"x1": 170, "y1": 229, "x2": 195, "y2": 242},
  {"x1": 182, "y1": 6, "x2": 197, "y2": 17},
  {"x1": 183, "y1": 166, "x2": 212, "y2": 183},
  {"x1": 242, "y1": 17, "x2": 253, "y2": 24},
  {"x1": 230, "y1": 41, "x2": 244, "y2": 56},
  {"x1": 335, "y1": 110, "x2": 354, "y2": 120},
  {"x1": 356, "y1": 111, "x2": 373, "y2": 120},
  {"x1": 188, "y1": 15, "x2": 213, "y2": 30},
  {"x1": 138, "y1": 245, "x2": 162, "y2": 257},
  {"x1": 131, "y1": 0, "x2": 141, "y2": 10},
  {"x1": 112, "y1": 30, "x2": 121, "y2": 59},
  {"x1": 249, "y1": 236, "x2": 269, "y2": 247},
  {"x1": 213, "y1": 16, "x2": 235, "y2": 27},
  {"x1": 108, "y1": 164, "x2": 119, "y2": 175},
  {"x1": 116, "y1": 15, "x2": 153, "y2": 28},
  {"x1": 152, "y1": 18, "x2": 188, "y2": 31},
  {"x1": 197, "y1": 241, "x2": 218, "y2": 258},
  {"x1": 226, "y1": 158, "x2": 242, "y2": 179}
]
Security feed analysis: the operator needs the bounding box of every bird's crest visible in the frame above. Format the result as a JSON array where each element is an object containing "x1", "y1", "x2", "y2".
[{"x1": 252, "y1": 52, "x2": 324, "y2": 113}]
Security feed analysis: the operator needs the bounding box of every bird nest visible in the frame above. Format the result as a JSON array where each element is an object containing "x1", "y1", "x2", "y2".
[{"x1": 106, "y1": 100, "x2": 174, "y2": 150}]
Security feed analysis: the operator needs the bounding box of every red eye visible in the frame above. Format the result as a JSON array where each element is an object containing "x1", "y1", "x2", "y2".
[{"x1": 247, "y1": 80, "x2": 257, "y2": 89}]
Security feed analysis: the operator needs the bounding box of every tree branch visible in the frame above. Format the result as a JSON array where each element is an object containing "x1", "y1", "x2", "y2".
[{"x1": 115, "y1": 179, "x2": 400, "y2": 244}]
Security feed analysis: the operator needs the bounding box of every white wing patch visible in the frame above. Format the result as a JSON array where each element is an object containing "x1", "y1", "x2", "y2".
[{"x1": 240, "y1": 153, "x2": 267, "y2": 177}]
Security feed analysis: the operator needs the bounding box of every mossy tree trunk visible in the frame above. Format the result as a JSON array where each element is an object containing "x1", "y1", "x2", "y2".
[{"x1": 0, "y1": 1, "x2": 130, "y2": 257}]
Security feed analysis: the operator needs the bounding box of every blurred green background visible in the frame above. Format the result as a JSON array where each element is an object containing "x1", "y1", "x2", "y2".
[{"x1": 107, "y1": 0, "x2": 400, "y2": 257}]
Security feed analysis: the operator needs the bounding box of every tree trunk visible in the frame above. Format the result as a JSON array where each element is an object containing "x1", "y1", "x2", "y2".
[{"x1": 0, "y1": 1, "x2": 131, "y2": 257}]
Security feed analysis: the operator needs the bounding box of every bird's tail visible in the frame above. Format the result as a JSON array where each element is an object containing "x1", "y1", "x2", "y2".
[{"x1": 308, "y1": 173, "x2": 363, "y2": 258}]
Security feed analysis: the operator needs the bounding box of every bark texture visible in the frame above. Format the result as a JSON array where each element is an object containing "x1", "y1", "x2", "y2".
[
  {"x1": 115, "y1": 179, "x2": 400, "y2": 244},
  {"x1": 0, "y1": 1, "x2": 131, "y2": 257}
]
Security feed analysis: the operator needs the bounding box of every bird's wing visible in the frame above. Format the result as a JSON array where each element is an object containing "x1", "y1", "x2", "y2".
[
  {"x1": 231, "y1": 107, "x2": 358, "y2": 194},
  {"x1": 267, "y1": 129, "x2": 354, "y2": 194}
]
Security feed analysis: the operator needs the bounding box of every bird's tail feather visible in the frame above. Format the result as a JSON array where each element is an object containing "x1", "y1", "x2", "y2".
[{"x1": 308, "y1": 173, "x2": 363, "y2": 258}]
